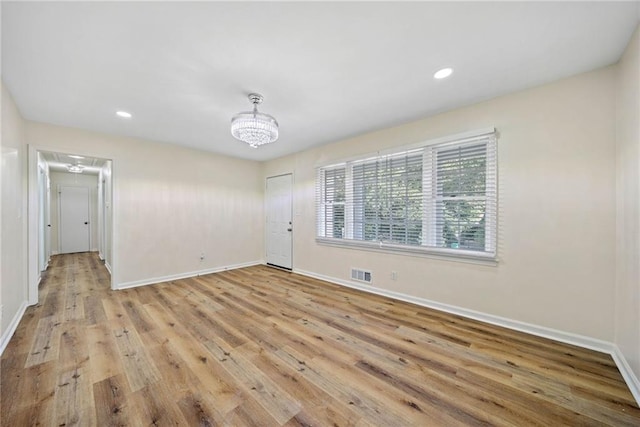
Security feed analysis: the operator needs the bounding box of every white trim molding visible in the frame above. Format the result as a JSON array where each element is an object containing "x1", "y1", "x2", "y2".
[
  {"x1": 316, "y1": 237, "x2": 498, "y2": 266},
  {"x1": 294, "y1": 268, "x2": 640, "y2": 406},
  {"x1": 0, "y1": 301, "x2": 28, "y2": 357},
  {"x1": 116, "y1": 260, "x2": 263, "y2": 290},
  {"x1": 611, "y1": 346, "x2": 640, "y2": 405}
]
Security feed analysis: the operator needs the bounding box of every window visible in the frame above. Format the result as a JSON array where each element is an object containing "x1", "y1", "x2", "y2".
[
  {"x1": 352, "y1": 151, "x2": 423, "y2": 245},
  {"x1": 316, "y1": 129, "x2": 497, "y2": 261},
  {"x1": 319, "y1": 167, "x2": 346, "y2": 238}
]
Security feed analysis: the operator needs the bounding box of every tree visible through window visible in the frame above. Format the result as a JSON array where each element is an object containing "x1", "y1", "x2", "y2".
[
  {"x1": 316, "y1": 131, "x2": 497, "y2": 259},
  {"x1": 435, "y1": 143, "x2": 488, "y2": 251},
  {"x1": 352, "y1": 152, "x2": 423, "y2": 245}
]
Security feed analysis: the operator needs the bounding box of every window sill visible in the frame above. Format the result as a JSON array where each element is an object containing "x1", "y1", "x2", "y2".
[{"x1": 315, "y1": 237, "x2": 498, "y2": 266}]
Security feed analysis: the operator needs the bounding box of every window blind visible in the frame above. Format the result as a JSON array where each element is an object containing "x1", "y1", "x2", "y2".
[
  {"x1": 318, "y1": 166, "x2": 346, "y2": 239},
  {"x1": 425, "y1": 138, "x2": 497, "y2": 254},
  {"x1": 351, "y1": 150, "x2": 423, "y2": 245},
  {"x1": 316, "y1": 130, "x2": 497, "y2": 260}
]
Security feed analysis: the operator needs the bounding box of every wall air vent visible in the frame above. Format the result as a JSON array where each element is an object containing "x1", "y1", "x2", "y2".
[{"x1": 350, "y1": 268, "x2": 372, "y2": 284}]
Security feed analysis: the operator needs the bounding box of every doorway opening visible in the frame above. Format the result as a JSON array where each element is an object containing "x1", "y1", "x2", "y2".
[{"x1": 29, "y1": 149, "x2": 114, "y2": 304}]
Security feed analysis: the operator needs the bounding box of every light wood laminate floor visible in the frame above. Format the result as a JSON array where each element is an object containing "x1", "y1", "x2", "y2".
[{"x1": 2, "y1": 252, "x2": 639, "y2": 426}]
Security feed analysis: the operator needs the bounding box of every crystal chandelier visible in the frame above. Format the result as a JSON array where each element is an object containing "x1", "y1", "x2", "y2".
[{"x1": 231, "y1": 93, "x2": 279, "y2": 148}]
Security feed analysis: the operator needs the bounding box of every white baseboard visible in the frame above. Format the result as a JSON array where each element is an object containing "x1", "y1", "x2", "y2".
[
  {"x1": 294, "y1": 268, "x2": 640, "y2": 405},
  {"x1": 611, "y1": 345, "x2": 640, "y2": 405},
  {"x1": 51, "y1": 251, "x2": 59, "y2": 255},
  {"x1": 104, "y1": 261, "x2": 112, "y2": 275},
  {"x1": 0, "y1": 301, "x2": 28, "y2": 357},
  {"x1": 116, "y1": 260, "x2": 262, "y2": 290}
]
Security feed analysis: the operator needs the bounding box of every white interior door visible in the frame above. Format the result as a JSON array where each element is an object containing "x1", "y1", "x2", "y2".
[
  {"x1": 60, "y1": 186, "x2": 90, "y2": 254},
  {"x1": 266, "y1": 174, "x2": 293, "y2": 269}
]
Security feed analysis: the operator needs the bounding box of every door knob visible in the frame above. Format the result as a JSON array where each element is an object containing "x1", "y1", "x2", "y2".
[{"x1": 287, "y1": 228, "x2": 292, "y2": 232}]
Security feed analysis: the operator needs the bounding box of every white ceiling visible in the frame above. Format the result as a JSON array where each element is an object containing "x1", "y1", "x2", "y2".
[
  {"x1": 3, "y1": 2, "x2": 639, "y2": 161},
  {"x1": 41, "y1": 151, "x2": 105, "y2": 175}
]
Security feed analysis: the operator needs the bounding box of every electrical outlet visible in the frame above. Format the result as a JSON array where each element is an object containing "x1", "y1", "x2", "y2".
[{"x1": 391, "y1": 271, "x2": 398, "y2": 281}]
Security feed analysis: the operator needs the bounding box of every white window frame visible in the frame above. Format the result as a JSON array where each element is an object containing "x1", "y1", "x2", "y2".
[{"x1": 316, "y1": 128, "x2": 498, "y2": 264}]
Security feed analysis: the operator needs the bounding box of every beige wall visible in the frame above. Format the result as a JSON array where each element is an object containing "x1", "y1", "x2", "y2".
[
  {"x1": 26, "y1": 122, "x2": 264, "y2": 287},
  {"x1": 615, "y1": 25, "x2": 640, "y2": 381},
  {"x1": 49, "y1": 171, "x2": 99, "y2": 254},
  {"x1": 1, "y1": 82, "x2": 28, "y2": 339},
  {"x1": 265, "y1": 66, "x2": 617, "y2": 341}
]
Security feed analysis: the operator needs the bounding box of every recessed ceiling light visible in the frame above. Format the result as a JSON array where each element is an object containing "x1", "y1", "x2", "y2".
[
  {"x1": 67, "y1": 165, "x2": 84, "y2": 174},
  {"x1": 434, "y1": 68, "x2": 453, "y2": 79},
  {"x1": 116, "y1": 111, "x2": 132, "y2": 118},
  {"x1": 68, "y1": 155, "x2": 84, "y2": 159}
]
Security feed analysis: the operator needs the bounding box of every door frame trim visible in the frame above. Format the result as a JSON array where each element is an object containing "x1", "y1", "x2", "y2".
[
  {"x1": 265, "y1": 172, "x2": 294, "y2": 270},
  {"x1": 28, "y1": 145, "x2": 116, "y2": 305}
]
